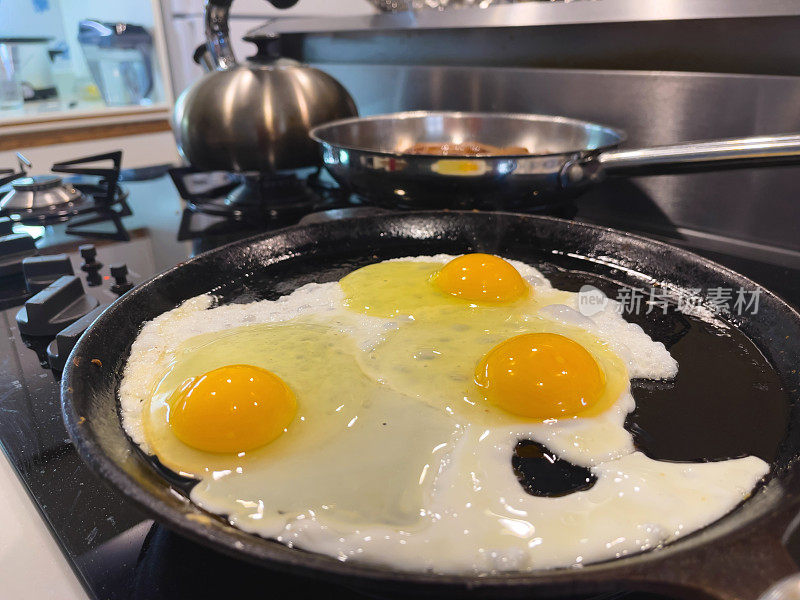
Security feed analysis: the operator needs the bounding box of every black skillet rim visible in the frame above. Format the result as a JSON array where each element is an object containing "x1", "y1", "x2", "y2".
[{"x1": 61, "y1": 210, "x2": 800, "y2": 594}]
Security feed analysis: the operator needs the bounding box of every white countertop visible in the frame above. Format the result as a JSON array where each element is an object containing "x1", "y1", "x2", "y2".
[{"x1": 0, "y1": 449, "x2": 88, "y2": 600}]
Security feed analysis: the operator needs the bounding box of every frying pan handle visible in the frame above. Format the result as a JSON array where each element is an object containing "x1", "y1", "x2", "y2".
[
  {"x1": 599, "y1": 133, "x2": 800, "y2": 176},
  {"x1": 561, "y1": 133, "x2": 800, "y2": 187}
]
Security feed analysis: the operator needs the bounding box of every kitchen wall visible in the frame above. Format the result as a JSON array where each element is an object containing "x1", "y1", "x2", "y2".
[{"x1": 322, "y1": 63, "x2": 800, "y2": 264}]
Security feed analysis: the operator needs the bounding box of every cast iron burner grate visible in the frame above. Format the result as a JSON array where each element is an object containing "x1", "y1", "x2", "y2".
[
  {"x1": 0, "y1": 151, "x2": 132, "y2": 241},
  {"x1": 171, "y1": 167, "x2": 355, "y2": 240}
]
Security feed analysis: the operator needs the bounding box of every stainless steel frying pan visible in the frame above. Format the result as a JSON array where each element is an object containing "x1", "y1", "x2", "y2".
[{"x1": 309, "y1": 111, "x2": 800, "y2": 208}]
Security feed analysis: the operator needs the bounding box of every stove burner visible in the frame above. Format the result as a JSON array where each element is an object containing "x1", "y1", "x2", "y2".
[
  {"x1": 13, "y1": 174, "x2": 80, "y2": 195},
  {"x1": 0, "y1": 151, "x2": 133, "y2": 241},
  {"x1": 188, "y1": 173, "x2": 322, "y2": 219},
  {"x1": 171, "y1": 167, "x2": 355, "y2": 241},
  {"x1": 3, "y1": 174, "x2": 83, "y2": 213}
]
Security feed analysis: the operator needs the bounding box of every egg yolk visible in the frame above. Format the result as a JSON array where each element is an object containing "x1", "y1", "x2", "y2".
[
  {"x1": 433, "y1": 253, "x2": 528, "y2": 304},
  {"x1": 474, "y1": 333, "x2": 605, "y2": 419},
  {"x1": 168, "y1": 364, "x2": 297, "y2": 453}
]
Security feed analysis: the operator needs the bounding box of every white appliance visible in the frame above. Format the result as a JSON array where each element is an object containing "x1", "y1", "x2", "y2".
[
  {"x1": 161, "y1": 0, "x2": 377, "y2": 97},
  {"x1": 78, "y1": 20, "x2": 156, "y2": 106}
]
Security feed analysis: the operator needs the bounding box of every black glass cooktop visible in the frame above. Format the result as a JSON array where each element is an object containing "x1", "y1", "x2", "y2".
[{"x1": 1, "y1": 175, "x2": 799, "y2": 600}]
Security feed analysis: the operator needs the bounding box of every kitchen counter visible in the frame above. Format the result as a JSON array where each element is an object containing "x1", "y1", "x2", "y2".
[{"x1": 0, "y1": 450, "x2": 87, "y2": 599}]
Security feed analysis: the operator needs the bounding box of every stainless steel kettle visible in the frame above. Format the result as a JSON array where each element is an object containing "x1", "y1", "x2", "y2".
[{"x1": 172, "y1": 0, "x2": 358, "y2": 172}]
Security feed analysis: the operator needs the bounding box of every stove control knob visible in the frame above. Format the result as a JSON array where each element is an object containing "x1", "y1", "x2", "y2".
[
  {"x1": 16, "y1": 275, "x2": 100, "y2": 337},
  {"x1": 79, "y1": 244, "x2": 103, "y2": 286},
  {"x1": 23, "y1": 254, "x2": 74, "y2": 293},
  {"x1": 79, "y1": 244, "x2": 103, "y2": 271},
  {"x1": 86, "y1": 269, "x2": 102, "y2": 287},
  {"x1": 47, "y1": 304, "x2": 105, "y2": 373},
  {"x1": 0, "y1": 232, "x2": 37, "y2": 277},
  {"x1": 110, "y1": 263, "x2": 133, "y2": 295}
]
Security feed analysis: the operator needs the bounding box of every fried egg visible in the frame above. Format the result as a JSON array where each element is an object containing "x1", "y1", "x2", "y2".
[{"x1": 119, "y1": 254, "x2": 768, "y2": 573}]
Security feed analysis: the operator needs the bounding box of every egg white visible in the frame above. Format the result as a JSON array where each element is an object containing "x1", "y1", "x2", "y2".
[{"x1": 119, "y1": 255, "x2": 768, "y2": 573}]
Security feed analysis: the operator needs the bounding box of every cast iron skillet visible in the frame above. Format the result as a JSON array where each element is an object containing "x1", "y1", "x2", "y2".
[{"x1": 62, "y1": 211, "x2": 800, "y2": 600}]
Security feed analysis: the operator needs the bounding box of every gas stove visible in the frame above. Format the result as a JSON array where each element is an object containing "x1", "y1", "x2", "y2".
[
  {"x1": 169, "y1": 165, "x2": 580, "y2": 248},
  {"x1": 0, "y1": 172, "x2": 798, "y2": 599},
  {"x1": 0, "y1": 151, "x2": 132, "y2": 241}
]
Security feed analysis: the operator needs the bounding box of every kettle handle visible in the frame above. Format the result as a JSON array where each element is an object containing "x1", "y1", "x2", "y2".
[
  {"x1": 205, "y1": 0, "x2": 235, "y2": 71},
  {"x1": 204, "y1": 0, "x2": 299, "y2": 71}
]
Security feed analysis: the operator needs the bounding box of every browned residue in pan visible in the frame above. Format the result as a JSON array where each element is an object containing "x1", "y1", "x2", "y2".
[{"x1": 404, "y1": 141, "x2": 529, "y2": 156}]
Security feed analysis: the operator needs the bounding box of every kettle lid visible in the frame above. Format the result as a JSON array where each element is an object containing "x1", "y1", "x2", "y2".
[{"x1": 243, "y1": 32, "x2": 294, "y2": 64}]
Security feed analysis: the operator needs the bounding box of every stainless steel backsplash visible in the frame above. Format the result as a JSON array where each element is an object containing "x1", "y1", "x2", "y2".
[{"x1": 318, "y1": 65, "x2": 800, "y2": 266}]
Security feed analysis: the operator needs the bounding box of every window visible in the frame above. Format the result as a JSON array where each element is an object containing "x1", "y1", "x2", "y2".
[{"x1": 0, "y1": 0, "x2": 171, "y2": 124}]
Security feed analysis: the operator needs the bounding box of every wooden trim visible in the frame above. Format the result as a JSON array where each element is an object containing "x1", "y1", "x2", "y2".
[
  {"x1": 0, "y1": 118, "x2": 172, "y2": 151},
  {"x1": 1, "y1": 106, "x2": 169, "y2": 129}
]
